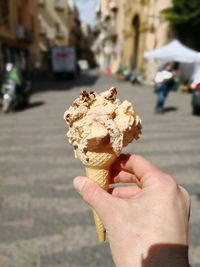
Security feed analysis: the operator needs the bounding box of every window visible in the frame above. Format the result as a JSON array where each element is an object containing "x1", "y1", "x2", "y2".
[
  {"x1": 54, "y1": 0, "x2": 65, "y2": 10},
  {"x1": 38, "y1": 0, "x2": 45, "y2": 6},
  {"x1": 55, "y1": 22, "x2": 64, "y2": 37},
  {"x1": 40, "y1": 20, "x2": 46, "y2": 34},
  {"x1": 55, "y1": 22, "x2": 61, "y2": 33},
  {"x1": 0, "y1": 0, "x2": 9, "y2": 26}
]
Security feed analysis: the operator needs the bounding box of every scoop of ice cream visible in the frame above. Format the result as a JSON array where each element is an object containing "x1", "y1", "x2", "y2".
[{"x1": 64, "y1": 87, "x2": 142, "y2": 156}]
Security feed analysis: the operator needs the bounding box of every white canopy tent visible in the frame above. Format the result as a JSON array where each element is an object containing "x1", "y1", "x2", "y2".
[
  {"x1": 144, "y1": 39, "x2": 200, "y2": 80},
  {"x1": 144, "y1": 39, "x2": 200, "y2": 63}
]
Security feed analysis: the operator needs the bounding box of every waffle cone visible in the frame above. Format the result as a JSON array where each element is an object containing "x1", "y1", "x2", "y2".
[{"x1": 76, "y1": 149, "x2": 117, "y2": 242}]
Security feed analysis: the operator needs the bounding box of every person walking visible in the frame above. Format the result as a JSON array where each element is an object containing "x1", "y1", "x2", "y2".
[{"x1": 154, "y1": 63, "x2": 175, "y2": 113}]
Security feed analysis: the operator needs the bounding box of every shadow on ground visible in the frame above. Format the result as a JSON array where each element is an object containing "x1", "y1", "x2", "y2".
[
  {"x1": 26, "y1": 101, "x2": 45, "y2": 110},
  {"x1": 164, "y1": 106, "x2": 178, "y2": 113},
  {"x1": 31, "y1": 72, "x2": 99, "y2": 94},
  {"x1": 9, "y1": 101, "x2": 45, "y2": 113}
]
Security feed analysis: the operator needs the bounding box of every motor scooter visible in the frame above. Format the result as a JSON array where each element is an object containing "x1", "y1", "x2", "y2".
[
  {"x1": 1, "y1": 63, "x2": 31, "y2": 113},
  {"x1": 2, "y1": 79, "x2": 17, "y2": 113}
]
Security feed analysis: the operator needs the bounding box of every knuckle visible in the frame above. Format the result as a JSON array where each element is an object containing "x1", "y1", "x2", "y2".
[{"x1": 159, "y1": 174, "x2": 178, "y2": 194}]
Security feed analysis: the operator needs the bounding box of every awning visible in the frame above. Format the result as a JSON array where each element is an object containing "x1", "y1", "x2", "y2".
[{"x1": 144, "y1": 39, "x2": 200, "y2": 63}]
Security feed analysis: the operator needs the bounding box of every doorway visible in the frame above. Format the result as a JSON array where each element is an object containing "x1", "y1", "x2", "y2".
[{"x1": 132, "y1": 14, "x2": 140, "y2": 69}]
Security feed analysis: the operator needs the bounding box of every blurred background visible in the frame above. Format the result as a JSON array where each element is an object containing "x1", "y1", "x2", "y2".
[{"x1": 0, "y1": 0, "x2": 200, "y2": 267}]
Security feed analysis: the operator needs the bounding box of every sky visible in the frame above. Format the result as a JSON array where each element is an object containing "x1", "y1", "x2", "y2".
[{"x1": 75, "y1": 0, "x2": 100, "y2": 27}]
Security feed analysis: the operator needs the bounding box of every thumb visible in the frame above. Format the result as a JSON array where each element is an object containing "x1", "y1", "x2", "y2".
[{"x1": 73, "y1": 176, "x2": 116, "y2": 222}]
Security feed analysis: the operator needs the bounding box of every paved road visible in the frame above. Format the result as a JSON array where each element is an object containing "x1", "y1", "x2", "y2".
[{"x1": 0, "y1": 72, "x2": 200, "y2": 267}]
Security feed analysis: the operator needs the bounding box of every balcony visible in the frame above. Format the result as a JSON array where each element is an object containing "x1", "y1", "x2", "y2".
[
  {"x1": 39, "y1": 22, "x2": 46, "y2": 35},
  {"x1": 55, "y1": 22, "x2": 65, "y2": 38},
  {"x1": 100, "y1": 20, "x2": 117, "y2": 39},
  {"x1": 16, "y1": 25, "x2": 34, "y2": 43},
  {"x1": 54, "y1": 0, "x2": 65, "y2": 10},
  {"x1": 107, "y1": 23, "x2": 117, "y2": 37},
  {"x1": 109, "y1": 0, "x2": 118, "y2": 11},
  {"x1": 56, "y1": 30, "x2": 65, "y2": 38},
  {"x1": 103, "y1": 12, "x2": 111, "y2": 21}
]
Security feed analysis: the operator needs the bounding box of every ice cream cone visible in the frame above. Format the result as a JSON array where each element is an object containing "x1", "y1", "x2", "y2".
[
  {"x1": 76, "y1": 149, "x2": 117, "y2": 242},
  {"x1": 64, "y1": 88, "x2": 142, "y2": 243}
]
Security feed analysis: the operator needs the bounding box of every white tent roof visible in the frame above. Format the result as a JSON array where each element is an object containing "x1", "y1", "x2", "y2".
[{"x1": 144, "y1": 39, "x2": 200, "y2": 63}]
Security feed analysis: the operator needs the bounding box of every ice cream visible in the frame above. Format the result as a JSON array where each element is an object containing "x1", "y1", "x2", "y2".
[
  {"x1": 64, "y1": 87, "x2": 142, "y2": 157},
  {"x1": 64, "y1": 87, "x2": 142, "y2": 242}
]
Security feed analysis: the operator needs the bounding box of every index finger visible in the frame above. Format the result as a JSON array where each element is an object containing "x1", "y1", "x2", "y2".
[{"x1": 112, "y1": 154, "x2": 159, "y2": 181}]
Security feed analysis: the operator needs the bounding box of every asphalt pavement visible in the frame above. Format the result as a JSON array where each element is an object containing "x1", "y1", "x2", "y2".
[{"x1": 0, "y1": 71, "x2": 200, "y2": 267}]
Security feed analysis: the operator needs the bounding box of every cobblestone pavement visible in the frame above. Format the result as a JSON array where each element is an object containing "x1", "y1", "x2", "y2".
[{"x1": 0, "y1": 72, "x2": 200, "y2": 267}]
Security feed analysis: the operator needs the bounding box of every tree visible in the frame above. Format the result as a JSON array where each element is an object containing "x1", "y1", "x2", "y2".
[{"x1": 162, "y1": 0, "x2": 200, "y2": 50}]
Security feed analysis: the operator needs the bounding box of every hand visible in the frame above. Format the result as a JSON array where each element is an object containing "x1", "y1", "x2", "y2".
[{"x1": 73, "y1": 154, "x2": 190, "y2": 267}]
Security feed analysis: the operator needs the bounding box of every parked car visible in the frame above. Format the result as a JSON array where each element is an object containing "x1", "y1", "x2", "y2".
[{"x1": 192, "y1": 83, "x2": 200, "y2": 115}]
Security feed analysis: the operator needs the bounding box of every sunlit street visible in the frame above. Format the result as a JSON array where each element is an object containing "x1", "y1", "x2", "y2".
[
  {"x1": 0, "y1": 72, "x2": 200, "y2": 266},
  {"x1": 1, "y1": 0, "x2": 200, "y2": 266}
]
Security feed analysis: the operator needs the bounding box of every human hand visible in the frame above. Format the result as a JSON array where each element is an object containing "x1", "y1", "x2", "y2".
[{"x1": 73, "y1": 154, "x2": 190, "y2": 267}]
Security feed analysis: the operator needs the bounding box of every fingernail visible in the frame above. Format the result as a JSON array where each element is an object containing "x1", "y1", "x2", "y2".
[{"x1": 73, "y1": 176, "x2": 85, "y2": 193}]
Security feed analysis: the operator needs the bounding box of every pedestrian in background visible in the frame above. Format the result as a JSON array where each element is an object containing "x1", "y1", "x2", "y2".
[{"x1": 154, "y1": 62, "x2": 176, "y2": 113}]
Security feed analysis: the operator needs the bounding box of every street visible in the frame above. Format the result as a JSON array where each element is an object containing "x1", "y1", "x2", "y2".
[{"x1": 0, "y1": 71, "x2": 200, "y2": 267}]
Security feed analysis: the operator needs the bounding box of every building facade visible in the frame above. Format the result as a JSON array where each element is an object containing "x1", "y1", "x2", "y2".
[
  {"x1": 38, "y1": 0, "x2": 71, "y2": 72},
  {"x1": 80, "y1": 22, "x2": 95, "y2": 67},
  {"x1": 93, "y1": 0, "x2": 120, "y2": 73},
  {"x1": 38, "y1": 0, "x2": 84, "y2": 73},
  {"x1": 38, "y1": 0, "x2": 72, "y2": 48},
  {"x1": 0, "y1": 0, "x2": 39, "y2": 72},
  {"x1": 93, "y1": 0, "x2": 173, "y2": 77}
]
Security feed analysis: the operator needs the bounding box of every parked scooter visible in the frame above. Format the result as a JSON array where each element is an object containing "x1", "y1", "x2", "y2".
[{"x1": 1, "y1": 63, "x2": 31, "y2": 113}]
